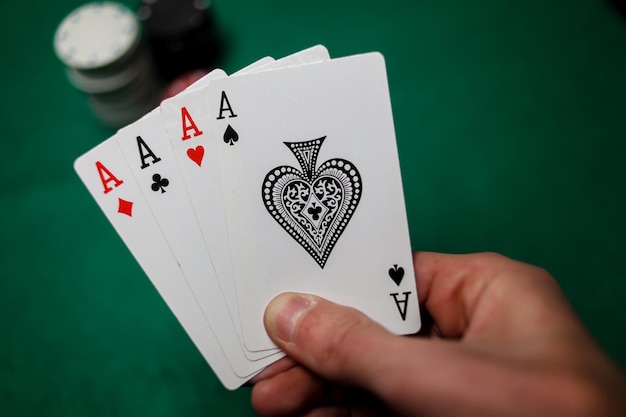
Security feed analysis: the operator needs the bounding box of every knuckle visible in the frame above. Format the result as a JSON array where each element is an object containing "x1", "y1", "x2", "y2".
[
  {"x1": 471, "y1": 252, "x2": 556, "y2": 284},
  {"x1": 470, "y1": 252, "x2": 510, "y2": 270}
]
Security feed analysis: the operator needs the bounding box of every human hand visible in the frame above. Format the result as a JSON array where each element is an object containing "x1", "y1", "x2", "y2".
[{"x1": 251, "y1": 252, "x2": 626, "y2": 417}]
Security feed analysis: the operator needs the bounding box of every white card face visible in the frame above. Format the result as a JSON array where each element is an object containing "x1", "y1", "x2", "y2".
[
  {"x1": 115, "y1": 109, "x2": 280, "y2": 376},
  {"x1": 160, "y1": 45, "x2": 331, "y2": 356},
  {"x1": 73, "y1": 136, "x2": 252, "y2": 390},
  {"x1": 209, "y1": 53, "x2": 420, "y2": 351}
]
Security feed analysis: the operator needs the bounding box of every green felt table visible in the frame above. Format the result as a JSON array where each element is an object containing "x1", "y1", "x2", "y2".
[{"x1": 2, "y1": 0, "x2": 625, "y2": 414}]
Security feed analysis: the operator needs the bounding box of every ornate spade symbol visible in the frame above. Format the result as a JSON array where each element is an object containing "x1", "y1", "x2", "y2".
[{"x1": 261, "y1": 137, "x2": 362, "y2": 268}]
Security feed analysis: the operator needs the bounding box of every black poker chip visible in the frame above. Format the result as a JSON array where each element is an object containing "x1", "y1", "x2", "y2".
[
  {"x1": 610, "y1": 0, "x2": 626, "y2": 20},
  {"x1": 137, "y1": 0, "x2": 222, "y2": 80}
]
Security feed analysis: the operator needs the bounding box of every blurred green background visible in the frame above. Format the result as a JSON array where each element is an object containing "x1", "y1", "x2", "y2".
[{"x1": 1, "y1": 0, "x2": 625, "y2": 415}]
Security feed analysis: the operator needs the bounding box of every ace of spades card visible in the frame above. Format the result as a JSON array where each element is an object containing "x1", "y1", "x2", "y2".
[{"x1": 209, "y1": 52, "x2": 421, "y2": 351}]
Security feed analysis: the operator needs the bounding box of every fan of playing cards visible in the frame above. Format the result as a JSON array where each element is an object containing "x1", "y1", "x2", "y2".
[{"x1": 74, "y1": 45, "x2": 421, "y2": 389}]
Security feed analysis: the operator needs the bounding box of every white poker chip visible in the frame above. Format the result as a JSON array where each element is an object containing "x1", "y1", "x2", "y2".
[
  {"x1": 65, "y1": 47, "x2": 151, "y2": 93},
  {"x1": 87, "y1": 83, "x2": 157, "y2": 127},
  {"x1": 54, "y1": 2, "x2": 140, "y2": 70}
]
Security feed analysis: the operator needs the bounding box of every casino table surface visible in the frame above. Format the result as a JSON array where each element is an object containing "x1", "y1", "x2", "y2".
[{"x1": 1, "y1": 0, "x2": 625, "y2": 414}]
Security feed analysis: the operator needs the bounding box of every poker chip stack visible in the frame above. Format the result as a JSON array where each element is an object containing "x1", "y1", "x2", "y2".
[{"x1": 54, "y1": 2, "x2": 160, "y2": 127}]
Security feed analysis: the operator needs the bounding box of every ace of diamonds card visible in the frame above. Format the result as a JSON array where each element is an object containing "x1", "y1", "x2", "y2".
[{"x1": 209, "y1": 52, "x2": 421, "y2": 351}]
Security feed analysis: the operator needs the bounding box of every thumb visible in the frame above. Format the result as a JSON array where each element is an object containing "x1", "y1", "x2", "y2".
[{"x1": 263, "y1": 292, "x2": 400, "y2": 388}]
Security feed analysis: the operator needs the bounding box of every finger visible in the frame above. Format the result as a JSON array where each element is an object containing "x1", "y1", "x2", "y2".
[
  {"x1": 301, "y1": 407, "x2": 351, "y2": 417},
  {"x1": 252, "y1": 364, "x2": 346, "y2": 417},
  {"x1": 412, "y1": 251, "x2": 581, "y2": 341},
  {"x1": 248, "y1": 356, "x2": 298, "y2": 385},
  {"x1": 302, "y1": 406, "x2": 383, "y2": 417},
  {"x1": 263, "y1": 292, "x2": 403, "y2": 389},
  {"x1": 302, "y1": 405, "x2": 384, "y2": 417}
]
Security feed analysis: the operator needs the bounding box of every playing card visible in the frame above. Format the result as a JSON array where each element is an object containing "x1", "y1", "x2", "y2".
[
  {"x1": 73, "y1": 136, "x2": 252, "y2": 389},
  {"x1": 245, "y1": 45, "x2": 330, "y2": 73},
  {"x1": 160, "y1": 45, "x2": 330, "y2": 356},
  {"x1": 185, "y1": 56, "x2": 275, "y2": 92},
  {"x1": 208, "y1": 52, "x2": 420, "y2": 351},
  {"x1": 114, "y1": 108, "x2": 280, "y2": 376}
]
